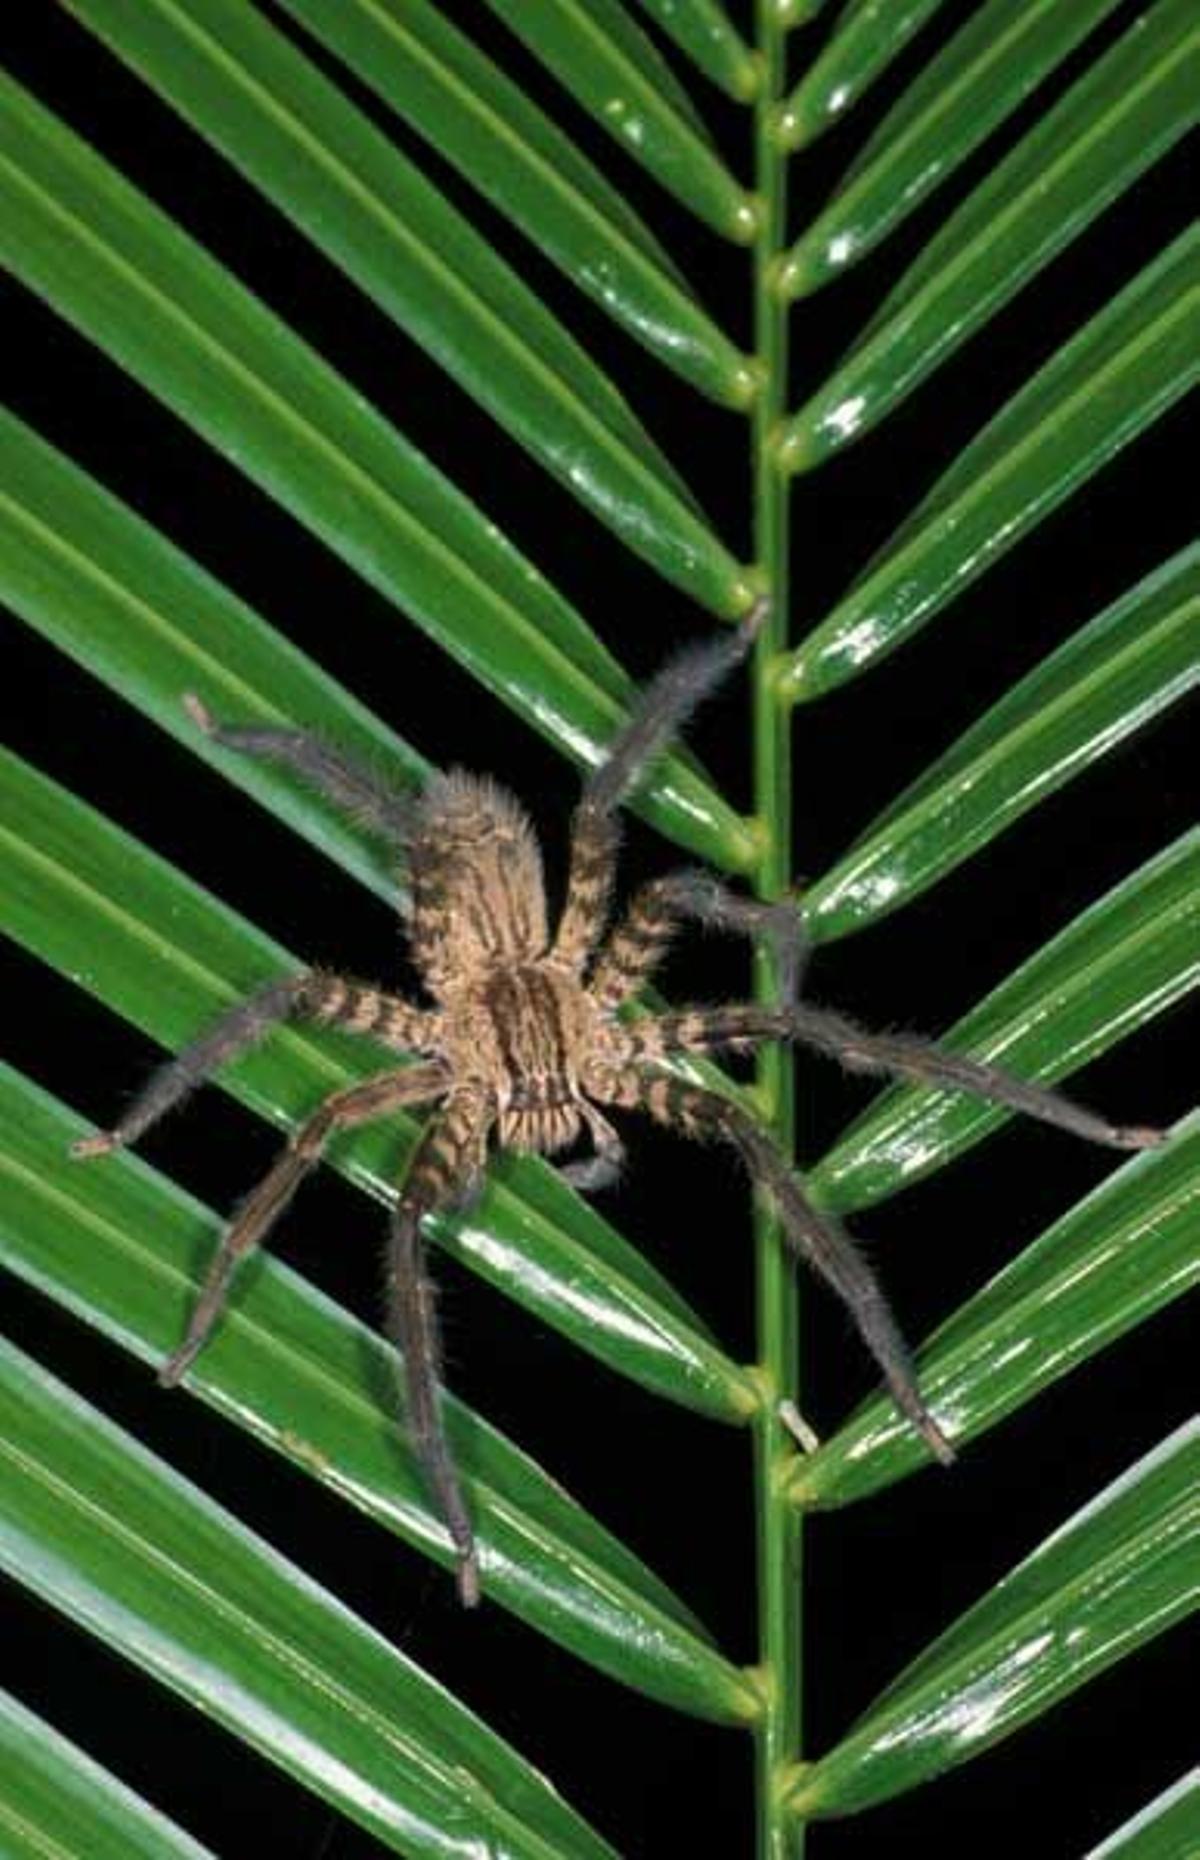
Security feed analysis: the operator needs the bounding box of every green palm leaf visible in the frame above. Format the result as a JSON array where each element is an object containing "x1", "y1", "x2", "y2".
[
  {"x1": 3, "y1": 750, "x2": 754, "y2": 1423},
  {"x1": 778, "y1": 0, "x2": 1126, "y2": 267},
  {"x1": 1, "y1": 1064, "x2": 758, "y2": 1720},
  {"x1": 791, "y1": 1112, "x2": 1200, "y2": 1506},
  {"x1": 802, "y1": 545, "x2": 1198, "y2": 936},
  {"x1": 779, "y1": 0, "x2": 946, "y2": 143},
  {"x1": 0, "y1": 1339, "x2": 620, "y2": 1858},
  {"x1": 780, "y1": 226, "x2": 1197, "y2": 692},
  {"x1": 782, "y1": 1422, "x2": 1199, "y2": 1818},
  {"x1": 1087, "y1": 1773, "x2": 1200, "y2": 1860},
  {"x1": 782, "y1": 0, "x2": 1197, "y2": 452},
  {"x1": 629, "y1": 0, "x2": 758, "y2": 99},
  {"x1": 1, "y1": 3, "x2": 1190, "y2": 1854},
  {"x1": 272, "y1": 0, "x2": 757, "y2": 403},
  {"x1": 1, "y1": 405, "x2": 748, "y2": 889},
  {"x1": 475, "y1": 0, "x2": 758, "y2": 237},
  {"x1": 61, "y1": 0, "x2": 707, "y2": 515},
  {"x1": 0, "y1": 1686, "x2": 215, "y2": 1860},
  {"x1": 812, "y1": 832, "x2": 1197, "y2": 1210}
]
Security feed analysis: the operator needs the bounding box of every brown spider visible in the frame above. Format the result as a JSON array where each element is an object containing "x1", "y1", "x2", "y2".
[{"x1": 71, "y1": 611, "x2": 1162, "y2": 1606}]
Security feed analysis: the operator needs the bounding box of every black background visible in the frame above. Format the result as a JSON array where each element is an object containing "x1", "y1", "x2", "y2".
[{"x1": 3, "y1": 3, "x2": 1195, "y2": 1857}]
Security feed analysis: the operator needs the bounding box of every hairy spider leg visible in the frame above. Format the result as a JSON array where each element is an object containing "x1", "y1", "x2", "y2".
[
  {"x1": 632, "y1": 1003, "x2": 1164, "y2": 1152},
  {"x1": 184, "y1": 696, "x2": 418, "y2": 846},
  {"x1": 159, "y1": 1066, "x2": 448, "y2": 1387},
  {"x1": 591, "y1": 869, "x2": 809, "y2": 1014},
  {"x1": 70, "y1": 972, "x2": 437, "y2": 1158},
  {"x1": 555, "y1": 602, "x2": 767, "y2": 972},
  {"x1": 589, "y1": 1065, "x2": 954, "y2": 1464},
  {"x1": 386, "y1": 1085, "x2": 494, "y2": 1608}
]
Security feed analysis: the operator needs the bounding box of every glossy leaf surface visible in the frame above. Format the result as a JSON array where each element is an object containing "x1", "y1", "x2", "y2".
[
  {"x1": 785, "y1": 0, "x2": 1196, "y2": 456},
  {"x1": 781, "y1": 229, "x2": 1199, "y2": 696},
  {"x1": 1, "y1": 750, "x2": 758, "y2": 1424},
  {"x1": 783, "y1": 1423, "x2": 1200, "y2": 1818},
  {"x1": 779, "y1": 0, "x2": 1122, "y2": 281},
  {"x1": 1, "y1": 1065, "x2": 759, "y2": 1722},
  {"x1": 1086, "y1": 1772, "x2": 1200, "y2": 1860},
  {"x1": 0, "y1": 1686, "x2": 214, "y2": 1860},
  {"x1": 810, "y1": 833, "x2": 1197, "y2": 1212},
  {"x1": 789, "y1": 1112, "x2": 1200, "y2": 1507},
  {"x1": 802, "y1": 546, "x2": 1199, "y2": 939},
  {"x1": 274, "y1": 0, "x2": 756, "y2": 405},
  {"x1": 0, "y1": 1340, "x2": 619, "y2": 1859},
  {"x1": 0, "y1": 79, "x2": 758, "y2": 677},
  {"x1": 631, "y1": 0, "x2": 759, "y2": 99},
  {"x1": 478, "y1": 0, "x2": 758, "y2": 240},
  {"x1": 777, "y1": 0, "x2": 945, "y2": 146},
  {"x1": 63, "y1": 0, "x2": 713, "y2": 527},
  {"x1": 0, "y1": 407, "x2": 750, "y2": 879}
]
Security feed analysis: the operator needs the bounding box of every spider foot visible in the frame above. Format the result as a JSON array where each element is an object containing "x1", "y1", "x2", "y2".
[
  {"x1": 158, "y1": 1342, "x2": 200, "y2": 1388},
  {"x1": 455, "y1": 1541, "x2": 481, "y2": 1609},
  {"x1": 778, "y1": 1400, "x2": 821, "y2": 1454},
  {"x1": 916, "y1": 1408, "x2": 956, "y2": 1468},
  {"x1": 740, "y1": 594, "x2": 771, "y2": 644},
  {"x1": 182, "y1": 691, "x2": 216, "y2": 735},
  {"x1": 69, "y1": 1131, "x2": 119, "y2": 1160},
  {"x1": 1113, "y1": 1124, "x2": 1167, "y2": 1152}
]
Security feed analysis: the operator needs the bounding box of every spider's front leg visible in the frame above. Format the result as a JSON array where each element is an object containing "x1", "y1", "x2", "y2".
[
  {"x1": 554, "y1": 604, "x2": 766, "y2": 972},
  {"x1": 589, "y1": 1063, "x2": 954, "y2": 1464},
  {"x1": 159, "y1": 1064, "x2": 449, "y2": 1385},
  {"x1": 184, "y1": 695, "x2": 417, "y2": 847},
  {"x1": 386, "y1": 1085, "x2": 494, "y2": 1609},
  {"x1": 590, "y1": 869, "x2": 808, "y2": 1014}
]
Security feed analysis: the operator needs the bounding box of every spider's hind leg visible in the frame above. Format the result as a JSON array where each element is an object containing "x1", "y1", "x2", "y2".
[
  {"x1": 386, "y1": 1085, "x2": 494, "y2": 1609},
  {"x1": 592, "y1": 1064, "x2": 955, "y2": 1465},
  {"x1": 636, "y1": 1002, "x2": 1164, "y2": 1153},
  {"x1": 161, "y1": 1065, "x2": 447, "y2": 1386}
]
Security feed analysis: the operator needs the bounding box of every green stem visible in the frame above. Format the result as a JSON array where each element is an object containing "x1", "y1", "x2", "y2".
[{"x1": 752, "y1": 8, "x2": 800, "y2": 1859}]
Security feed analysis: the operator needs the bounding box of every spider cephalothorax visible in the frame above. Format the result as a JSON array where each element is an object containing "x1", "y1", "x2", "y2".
[{"x1": 73, "y1": 611, "x2": 1162, "y2": 1606}]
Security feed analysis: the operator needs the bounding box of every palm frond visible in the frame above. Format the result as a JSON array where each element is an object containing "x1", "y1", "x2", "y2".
[{"x1": 2, "y1": 2, "x2": 1192, "y2": 1853}]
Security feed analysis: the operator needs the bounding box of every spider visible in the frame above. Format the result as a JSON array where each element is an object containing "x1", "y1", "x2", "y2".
[{"x1": 72, "y1": 608, "x2": 1162, "y2": 1606}]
